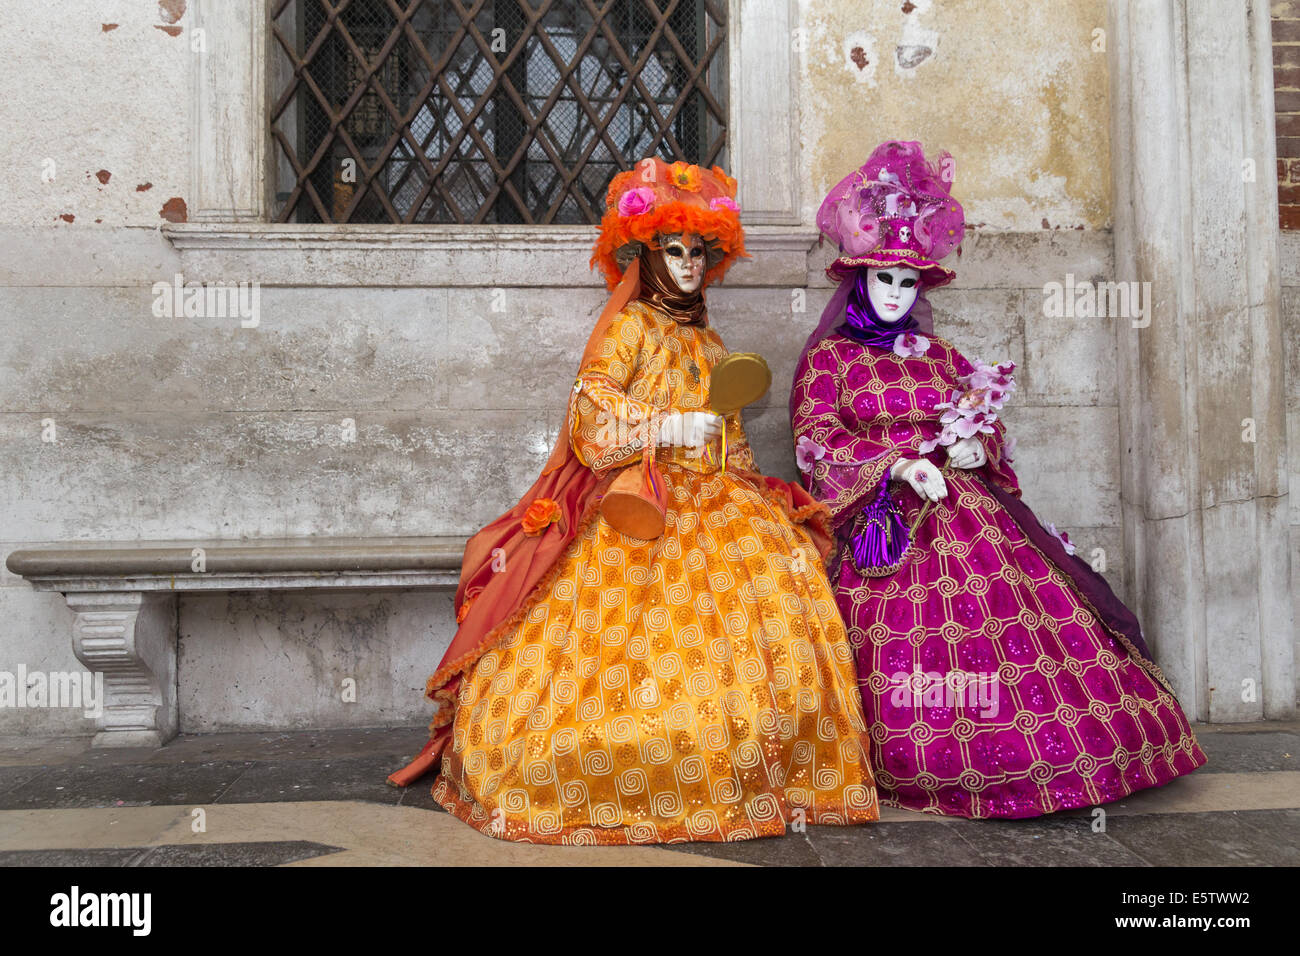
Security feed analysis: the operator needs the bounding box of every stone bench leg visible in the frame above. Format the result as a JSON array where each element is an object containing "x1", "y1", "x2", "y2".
[{"x1": 66, "y1": 592, "x2": 178, "y2": 748}]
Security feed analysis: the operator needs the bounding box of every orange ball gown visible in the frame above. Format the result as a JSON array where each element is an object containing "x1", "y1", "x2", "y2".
[{"x1": 429, "y1": 299, "x2": 879, "y2": 843}]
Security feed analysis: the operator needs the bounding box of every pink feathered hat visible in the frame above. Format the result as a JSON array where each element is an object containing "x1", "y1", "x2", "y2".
[{"x1": 817, "y1": 140, "x2": 965, "y2": 287}]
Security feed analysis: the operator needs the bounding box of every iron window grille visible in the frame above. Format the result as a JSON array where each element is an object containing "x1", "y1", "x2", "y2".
[{"x1": 270, "y1": 0, "x2": 728, "y2": 225}]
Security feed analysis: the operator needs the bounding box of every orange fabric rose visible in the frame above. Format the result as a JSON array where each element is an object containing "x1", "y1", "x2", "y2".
[
  {"x1": 711, "y1": 165, "x2": 738, "y2": 197},
  {"x1": 521, "y1": 497, "x2": 561, "y2": 535},
  {"x1": 668, "y1": 162, "x2": 702, "y2": 192}
]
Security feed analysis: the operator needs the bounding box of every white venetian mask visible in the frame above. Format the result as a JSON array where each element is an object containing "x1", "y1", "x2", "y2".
[
  {"x1": 866, "y1": 265, "x2": 921, "y2": 323},
  {"x1": 660, "y1": 232, "x2": 706, "y2": 292}
]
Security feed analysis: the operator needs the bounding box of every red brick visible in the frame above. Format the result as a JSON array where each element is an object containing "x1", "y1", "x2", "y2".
[
  {"x1": 1276, "y1": 44, "x2": 1300, "y2": 68},
  {"x1": 1281, "y1": 203, "x2": 1300, "y2": 230},
  {"x1": 1280, "y1": 159, "x2": 1288, "y2": 181},
  {"x1": 1291, "y1": 158, "x2": 1300, "y2": 178},
  {"x1": 1278, "y1": 135, "x2": 1300, "y2": 157},
  {"x1": 1273, "y1": 2, "x2": 1300, "y2": 20},
  {"x1": 1279, "y1": 183, "x2": 1300, "y2": 203},
  {"x1": 1277, "y1": 112, "x2": 1300, "y2": 136},
  {"x1": 1274, "y1": 18, "x2": 1300, "y2": 42},
  {"x1": 1277, "y1": 89, "x2": 1300, "y2": 112},
  {"x1": 1277, "y1": 63, "x2": 1300, "y2": 87}
]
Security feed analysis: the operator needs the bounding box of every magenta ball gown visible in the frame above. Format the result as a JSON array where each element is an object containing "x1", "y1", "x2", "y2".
[{"x1": 790, "y1": 330, "x2": 1206, "y2": 818}]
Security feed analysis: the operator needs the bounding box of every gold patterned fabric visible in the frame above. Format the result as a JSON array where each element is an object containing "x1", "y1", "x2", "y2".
[
  {"x1": 567, "y1": 300, "x2": 749, "y2": 475},
  {"x1": 431, "y1": 303, "x2": 879, "y2": 843}
]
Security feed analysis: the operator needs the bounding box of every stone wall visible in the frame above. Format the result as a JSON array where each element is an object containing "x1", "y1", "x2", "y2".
[
  {"x1": 0, "y1": 0, "x2": 1289, "y2": 736},
  {"x1": 0, "y1": 224, "x2": 1120, "y2": 734},
  {"x1": 1284, "y1": 234, "x2": 1300, "y2": 703}
]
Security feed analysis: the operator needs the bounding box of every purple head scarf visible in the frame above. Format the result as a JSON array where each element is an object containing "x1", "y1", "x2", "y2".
[
  {"x1": 792, "y1": 267, "x2": 935, "y2": 415},
  {"x1": 839, "y1": 268, "x2": 923, "y2": 349}
]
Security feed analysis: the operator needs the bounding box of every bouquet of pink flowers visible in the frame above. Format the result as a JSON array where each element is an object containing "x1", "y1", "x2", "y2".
[{"x1": 917, "y1": 359, "x2": 1016, "y2": 455}]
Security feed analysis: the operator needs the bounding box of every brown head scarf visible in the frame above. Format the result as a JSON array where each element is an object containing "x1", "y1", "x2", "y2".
[{"x1": 637, "y1": 237, "x2": 707, "y2": 327}]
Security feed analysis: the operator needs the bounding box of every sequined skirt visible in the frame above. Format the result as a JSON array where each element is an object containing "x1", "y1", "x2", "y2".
[
  {"x1": 837, "y1": 471, "x2": 1206, "y2": 818},
  {"x1": 432, "y1": 464, "x2": 880, "y2": 844}
]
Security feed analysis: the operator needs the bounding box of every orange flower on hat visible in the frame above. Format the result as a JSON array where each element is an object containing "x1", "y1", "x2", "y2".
[
  {"x1": 668, "y1": 162, "x2": 702, "y2": 192},
  {"x1": 711, "y1": 165, "x2": 738, "y2": 197},
  {"x1": 521, "y1": 497, "x2": 561, "y2": 535}
]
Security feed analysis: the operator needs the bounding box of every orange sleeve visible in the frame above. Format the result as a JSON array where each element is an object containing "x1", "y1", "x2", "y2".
[{"x1": 569, "y1": 308, "x2": 659, "y2": 475}]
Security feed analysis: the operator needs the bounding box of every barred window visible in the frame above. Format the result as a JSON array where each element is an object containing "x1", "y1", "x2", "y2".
[{"x1": 270, "y1": 0, "x2": 728, "y2": 225}]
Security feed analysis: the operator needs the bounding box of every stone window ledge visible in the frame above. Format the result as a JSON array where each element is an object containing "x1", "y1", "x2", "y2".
[{"x1": 160, "y1": 223, "x2": 821, "y2": 288}]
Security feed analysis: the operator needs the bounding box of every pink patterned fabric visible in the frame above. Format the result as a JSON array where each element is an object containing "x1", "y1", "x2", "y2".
[{"x1": 790, "y1": 331, "x2": 1207, "y2": 817}]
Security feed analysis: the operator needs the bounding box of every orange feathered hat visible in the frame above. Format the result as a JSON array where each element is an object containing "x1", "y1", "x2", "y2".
[{"x1": 590, "y1": 157, "x2": 748, "y2": 290}]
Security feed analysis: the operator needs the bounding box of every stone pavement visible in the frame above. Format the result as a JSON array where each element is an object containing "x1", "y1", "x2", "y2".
[{"x1": 0, "y1": 722, "x2": 1295, "y2": 867}]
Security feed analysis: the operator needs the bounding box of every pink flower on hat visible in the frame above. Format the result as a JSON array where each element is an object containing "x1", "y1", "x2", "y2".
[
  {"x1": 617, "y1": 187, "x2": 656, "y2": 217},
  {"x1": 709, "y1": 196, "x2": 740, "y2": 213}
]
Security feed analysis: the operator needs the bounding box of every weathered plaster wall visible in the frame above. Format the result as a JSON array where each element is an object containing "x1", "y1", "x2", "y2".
[
  {"x1": 1283, "y1": 237, "x2": 1300, "y2": 702},
  {"x1": 0, "y1": 0, "x2": 193, "y2": 228},
  {"x1": 798, "y1": 0, "x2": 1112, "y2": 230},
  {"x1": 0, "y1": 230, "x2": 1122, "y2": 734},
  {"x1": 0, "y1": 1, "x2": 193, "y2": 735},
  {"x1": 4, "y1": 0, "x2": 1280, "y2": 737}
]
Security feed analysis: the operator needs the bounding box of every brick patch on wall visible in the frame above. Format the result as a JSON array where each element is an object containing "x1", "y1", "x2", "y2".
[{"x1": 1277, "y1": 2, "x2": 1300, "y2": 229}]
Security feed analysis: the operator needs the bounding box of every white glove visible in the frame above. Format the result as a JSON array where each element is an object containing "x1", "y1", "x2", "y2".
[
  {"x1": 656, "y1": 411, "x2": 723, "y2": 449},
  {"x1": 890, "y1": 457, "x2": 948, "y2": 502},
  {"x1": 946, "y1": 436, "x2": 987, "y2": 470}
]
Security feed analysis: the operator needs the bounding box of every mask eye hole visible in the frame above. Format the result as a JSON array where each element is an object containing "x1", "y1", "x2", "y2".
[
  {"x1": 900, "y1": 278, "x2": 917, "y2": 288},
  {"x1": 665, "y1": 243, "x2": 686, "y2": 258},
  {"x1": 877, "y1": 272, "x2": 894, "y2": 286},
  {"x1": 689, "y1": 244, "x2": 705, "y2": 260}
]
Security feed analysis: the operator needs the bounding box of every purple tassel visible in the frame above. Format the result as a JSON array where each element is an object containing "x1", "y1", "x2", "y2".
[{"x1": 850, "y1": 478, "x2": 909, "y2": 572}]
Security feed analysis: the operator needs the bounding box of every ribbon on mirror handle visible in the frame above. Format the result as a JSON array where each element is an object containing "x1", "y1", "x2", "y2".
[{"x1": 849, "y1": 462, "x2": 953, "y2": 577}]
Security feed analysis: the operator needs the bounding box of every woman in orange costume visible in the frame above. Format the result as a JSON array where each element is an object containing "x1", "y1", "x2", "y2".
[{"x1": 390, "y1": 159, "x2": 878, "y2": 844}]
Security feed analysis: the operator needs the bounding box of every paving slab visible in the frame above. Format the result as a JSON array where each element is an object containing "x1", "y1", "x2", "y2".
[
  {"x1": 1102, "y1": 809, "x2": 1300, "y2": 866},
  {"x1": 213, "y1": 754, "x2": 404, "y2": 806},
  {"x1": 1192, "y1": 731, "x2": 1297, "y2": 774},
  {"x1": 0, "y1": 760, "x2": 254, "y2": 810},
  {"x1": 0, "y1": 725, "x2": 1295, "y2": 866},
  {"x1": 0, "y1": 840, "x2": 345, "y2": 867}
]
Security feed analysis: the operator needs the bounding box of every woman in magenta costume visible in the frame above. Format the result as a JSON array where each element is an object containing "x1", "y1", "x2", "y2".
[{"x1": 789, "y1": 141, "x2": 1205, "y2": 818}]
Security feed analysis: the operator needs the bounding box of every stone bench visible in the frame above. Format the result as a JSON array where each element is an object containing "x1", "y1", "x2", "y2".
[{"x1": 5, "y1": 537, "x2": 466, "y2": 749}]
